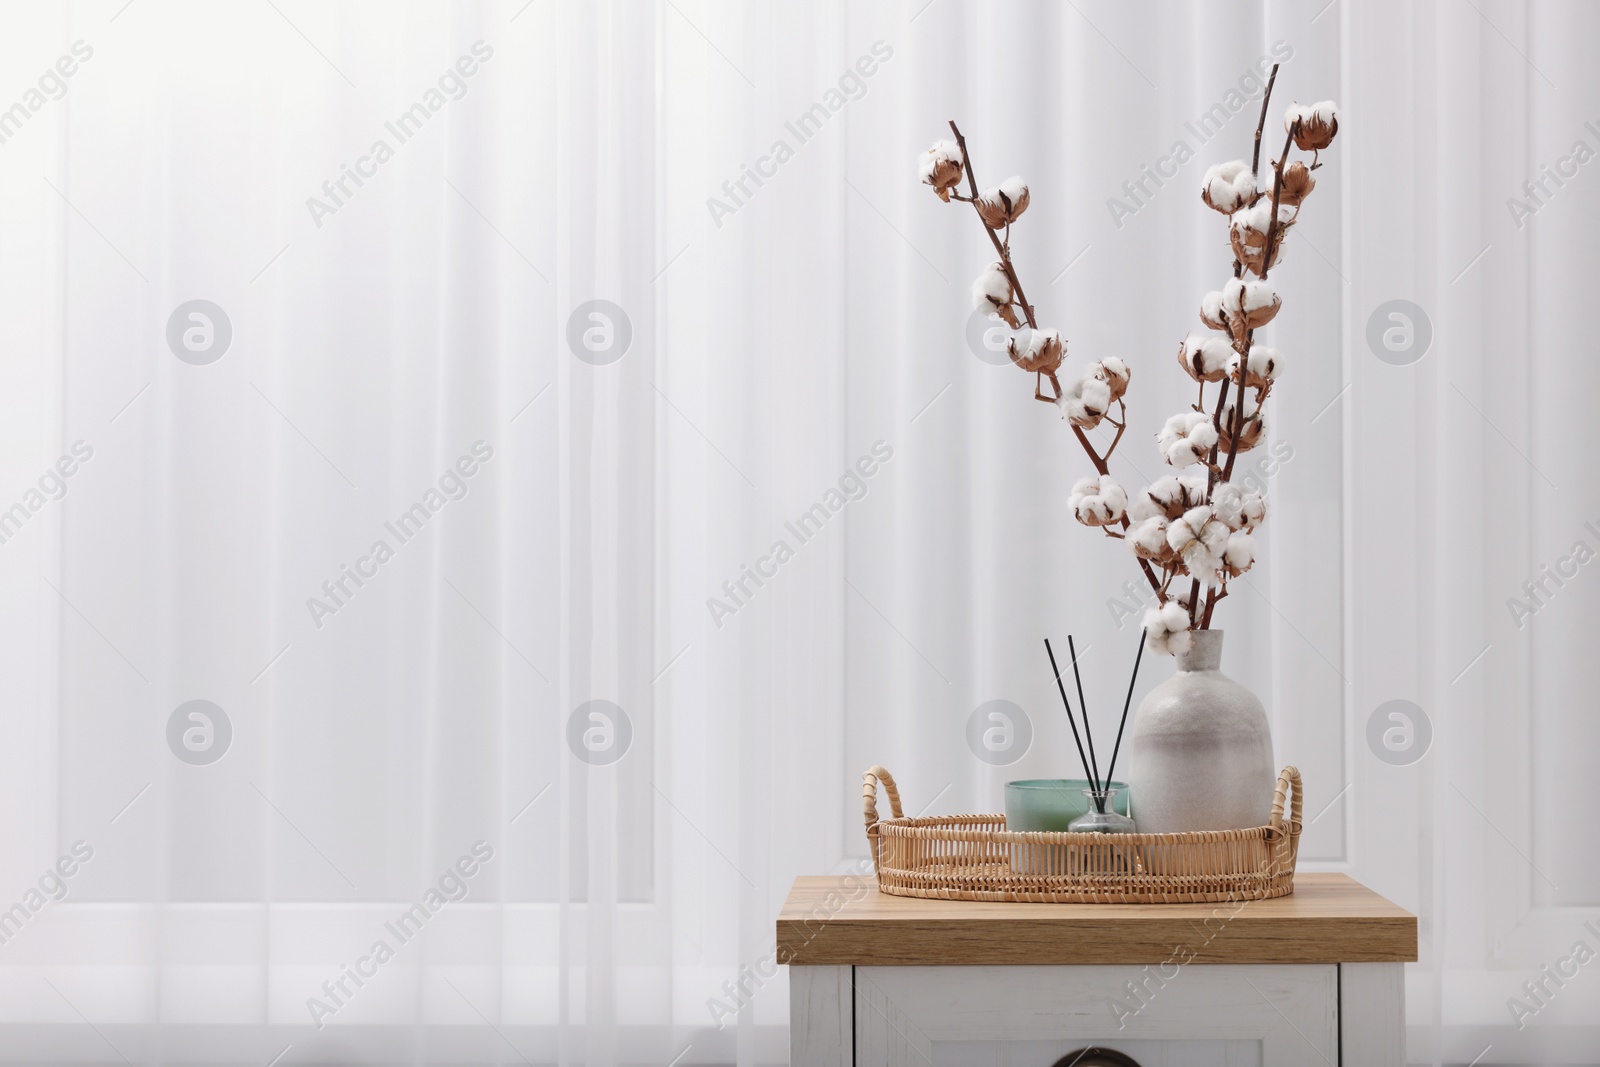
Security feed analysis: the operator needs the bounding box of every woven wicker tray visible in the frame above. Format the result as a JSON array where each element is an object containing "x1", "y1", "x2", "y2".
[{"x1": 863, "y1": 764, "x2": 1302, "y2": 904}]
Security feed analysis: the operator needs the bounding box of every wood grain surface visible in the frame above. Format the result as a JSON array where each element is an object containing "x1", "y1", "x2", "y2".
[{"x1": 777, "y1": 872, "x2": 1417, "y2": 965}]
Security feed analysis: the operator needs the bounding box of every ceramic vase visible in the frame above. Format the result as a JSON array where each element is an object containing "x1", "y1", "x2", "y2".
[{"x1": 1123, "y1": 630, "x2": 1273, "y2": 833}]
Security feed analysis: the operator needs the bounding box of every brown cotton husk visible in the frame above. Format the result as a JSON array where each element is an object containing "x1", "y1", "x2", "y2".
[
  {"x1": 1230, "y1": 209, "x2": 1290, "y2": 276},
  {"x1": 1093, "y1": 358, "x2": 1130, "y2": 402},
  {"x1": 1219, "y1": 413, "x2": 1266, "y2": 453},
  {"x1": 975, "y1": 182, "x2": 1029, "y2": 229},
  {"x1": 1293, "y1": 114, "x2": 1337, "y2": 152},
  {"x1": 1279, "y1": 161, "x2": 1315, "y2": 206},
  {"x1": 1007, "y1": 331, "x2": 1063, "y2": 375}
]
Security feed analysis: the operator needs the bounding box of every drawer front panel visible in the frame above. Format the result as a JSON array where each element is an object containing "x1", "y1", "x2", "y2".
[{"x1": 854, "y1": 963, "x2": 1337, "y2": 1066}]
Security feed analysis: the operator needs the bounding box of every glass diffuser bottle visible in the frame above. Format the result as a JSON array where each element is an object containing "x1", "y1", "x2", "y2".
[{"x1": 1069, "y1": 788, "x2": 1137, "y2": 833}]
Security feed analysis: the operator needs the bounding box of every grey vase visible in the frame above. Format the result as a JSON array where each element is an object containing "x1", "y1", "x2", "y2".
[{"x1": 1124, "y1": 630, "x2": 1274, "y2": 833}]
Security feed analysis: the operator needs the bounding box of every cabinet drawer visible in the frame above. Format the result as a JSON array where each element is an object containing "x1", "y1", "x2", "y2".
[{"x1": 853, "y1": 964, "x2": 1336, "y2": 1066}]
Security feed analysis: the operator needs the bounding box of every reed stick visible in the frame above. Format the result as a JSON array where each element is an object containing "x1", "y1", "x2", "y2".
[
  {"x1": 1066, "y1": 635, "x2": 1104, "y2": 809},
  {"x1": 1102, "y1": 628, "x2": 1148, "y2": 793},
  {"x1": 1043, "y1": 638, "x2": 1097, "y2": 797}
]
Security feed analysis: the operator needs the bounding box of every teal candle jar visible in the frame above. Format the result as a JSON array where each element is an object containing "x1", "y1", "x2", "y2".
[{"x1": 1004, "y1": 779, "x2": 1131, "y2": 832}]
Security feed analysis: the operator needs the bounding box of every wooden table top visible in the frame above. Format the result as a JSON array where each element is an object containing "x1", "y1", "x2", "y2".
[{"x1": 777, "y1": 872, "x2": 1417, "y2": 966}]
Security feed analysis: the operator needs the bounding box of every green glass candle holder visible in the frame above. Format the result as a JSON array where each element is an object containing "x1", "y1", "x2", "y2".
[{"x1": 1004, "y1": 778, "x2": 1131, "y2": 832}]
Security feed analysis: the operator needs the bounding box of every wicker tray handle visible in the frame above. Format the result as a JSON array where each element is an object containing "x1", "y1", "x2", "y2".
[
  {"x1": 1269, "y1": 765, "x2": 1302, "y2": 838},
  {"x1": 863, "y1": 765, "x2": 903, "y2": 828},
  {"x1": 862, "y1": 766, "x2": 903, "y2": 871}
]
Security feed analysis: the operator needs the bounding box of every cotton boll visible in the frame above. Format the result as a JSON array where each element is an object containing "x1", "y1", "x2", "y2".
[
  {"x1": 1167, "y1": 580, "x2": 1206, "y2": 617},
  {"x1": 1229, "y1": 199, "x2": 1295, "y2": 276},
  {"x1": 1179, "y1": 471, "x2": 1209, "y2": 502},
  {"x1": 1069, "y1": 475, "x2": 1128, "y2": 527},
  {"x1": 1129, "y1": 516, "x2": 1173, "y2": 560},
  {"x1": 1285, "y1": 101, "x2": 1338, "y2": 151},
  {"x1": 1130, "y1": 475, "x2": 1203, "y2": 523},
  {"x1": 1164, "y1": 506, "x2": 1207, "y2": 555},
  {"x1": 1145, "y1": 476, "x2": 1189, "y2": 513},
  {"x1": 1201, "y1": 160, "x2": 1258, "y2": 215},
  {"x1": 1091, "y1": 356, "x2": 1130, "y2": 402},
  {"x1": 1007, "y1": 328, "x2": 1063, "y2": 374},
  {"x1": 1279, "y1": 161, "x2": 1316, "y2": 206},
  {"x1": 1127, "y1": 493, "x2": 1161, "y2": 524},
  {"x1": 1212, "y1": 483, "x2": 1246, "y2": 529},
  {"x1": 1144, "y1": 601, "x2": 1194, "y2": 657},
  {"x1": 1157, "y1": 411, "x2": 1219, "y2": 468},
  {"x1": 1178, "y1": 506, "x2": 1227, "y2": 550},
  {"x1": 1218, "y1": 391, "x2": 1266, "y2": 453},
  {"x1": 919, "y1": 140, "x2": 964, "y2": 201},
  {"x1": 1059, "y1": 373, "x2": 1113, "y2": 428},
  {"x1": 1230, "y1": 345, "x2": 1280, "y2": 391},
  {"x1": 1177, "y1": 335, "x2": 1234, "y2": 383},
  {"x1": 972, "y1": 262, "x2": 1019, "y2": 328},
  {"x1": 1239, "y1": 490, "x2": 1267, "y2": 528},
  {"x1": 976, "y1": 176, "x2": 1030, "y2": 228},
  {"x1": 1128, "y1": 516, "x2": 1175, "y2": 563},
  {"x1": 1167, "y1": 506, "x2": 1229, "y2": 586},
  {"x1": 1200, "y1": 290, "x2": 1230, "y2": 332},
  {"x1": 1215, "y1": 483, "x2": 1268, "y2": 530},
  {"x1": 1224, "y1": 530, "x2": 1257, "y2": 577},
  {"x1": 1221, "y1": 276, "x2": 1281, "y2": 330},
  {"x1": 1081, "y1": 376, "x2": 1111, "y2": 413}
]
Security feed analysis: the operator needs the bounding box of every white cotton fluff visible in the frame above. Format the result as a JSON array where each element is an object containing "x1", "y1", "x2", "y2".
[
  {"x1": 1178, "y1": 335, "x2": 1235, "y2": 383},
  {"x1": 1092, "y1": 356, "x2": 1131, "y2": 401},
  {"x1": 1167, "y1": 505, "x2": 1229, "y2": 579},
  {"x1": 1069, "y1": 475, "x2": 1128, "y2": 526},
  {"x1": 1284, "y1": 100, "x2": 1339, "y2": 133},
  {"x1": 1221, "y1": 276, "x2": 1282, "y2": 329},
  {"x1": 1215, "y1": 483, "x2": 1268, "y2": 528},
  {"x1": 1241, "y1": 491, "x2": 1266, "y2": 527},
  {"x1": 1126, "y1": 484, "x2": 1165, "y2": 523},
  {"x1": 918, "y1": 140, "x2": 962, "y2": 184},
  {"x1": 1221, "y1": 389, "x2": 1262, "y2": 423},
  {"x1": 1059, "y1": 373, "x2": 1114, "y2": 428},
  {"x1": 1201, "y1": 160, "x2": 1257, "y2": 214},
  {"x1": 1157, "y1": 411, "x2": 1219, "y2": 468},
  {"x1": 972, "y1": 262, "x2": 1013, "y2": 315},
  {"x1": 1229, "y1": 199, "x2": 1296, "y2": 273},
  {"x1": 1008, "y1": 327, "x2": 1063, "y2": 373},
  {"x1": 1144, "y1": 601, "x2": 1194, "y2": 656},
  {"x1": 1231, "y1": 198, "x2": 1296, "y2": 238},
  {"x1": 1209, "y1": 483, "x2": 1247, "y2": 530},
  {"x1": 1224, "y1": 530, "x2": 1256, "y2": 576},
  {"x1": 976, "y1": 176, "x2": 1031, "y2": 228},
  {"x1": 1128, "y1": 515, "x2": 1173, "y2": 561},
  {"x1": 1230, "y1": 345, "x2": 1281, "y2": 390},
  {"x1": 1200, "y1": 290, "x2": 1229, "y2": 332},
  {"x1": 1129, "y1": 475, "x2": 1202, "y2": 522}
]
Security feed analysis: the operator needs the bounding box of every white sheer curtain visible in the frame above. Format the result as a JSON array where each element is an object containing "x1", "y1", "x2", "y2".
[{"x1": 0, "y1": 0, "x2": 1594, "y2": 1063}]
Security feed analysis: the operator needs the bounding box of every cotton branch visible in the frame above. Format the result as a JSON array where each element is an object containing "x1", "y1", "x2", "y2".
[
  {"x1": 948, "y1": 122, "x2": 1037, "y2": 331},
  {"x1": 922, "y1": 96, "x2": 1342, "y2": 631},
  {"x1": 1220, "y1": 123, "x2": 1296, "y2": 485},
  {"x1": 1209, "y1": 67, "x2": 1280, "y2": 493}
]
